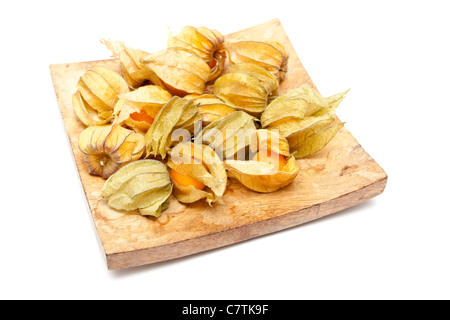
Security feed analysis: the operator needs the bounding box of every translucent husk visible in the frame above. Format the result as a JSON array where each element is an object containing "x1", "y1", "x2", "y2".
[
  {"x1": 141, "y1": 47, "x2": 211, "y2": 96},
  {"x1": 78, "y1": 124, "x2": 145, "y2": 179},
  {"x1": 101, "y1": 159, "x2": 172, "y2": 217},
  {"x1": 101, "y1": 39, "x2": 151, "y2": 88},
  {"x1": 261, "y1": 87, "x2": 349, "y2": 158},
  {"x1": 225, "y1": 129, "x2": 299, "y2": 193},
  {"x1": 145, "y1": 96, "x2": 201, "y2": 159},
  {"x1": 167, "y1": 26, "x2": 226, "y2": 82},
  {"x1": 194, "y1": 111, "x2": 257, "y2": 160},
  {"x1": 248, "y1": 129, "x2": 291, "y2": 157},
  {"x1": 228, "y1": 63, "x2": 279, "y2": 96},
  {"x1": 264, "y1": 40, "x2": 289, "y2": 80},
  {"x1": 73, "y1": 66, "x2": 129, "y2": 126},
  {"x1": 184, "y1": 94, "x2": 235, "y2": 125},
  {"x1": 167, "y1": 142, "x2": 227, "y2": 205},
  {"x1": 72, "y1": 91, "x2": 111, "y2": 127},
  {"x1": 212, "y1": 73, "x2": 268, "y2": 115},
  {"x1": 289, "y1": 121, "x2": 345, "y2": 158},
  {"x1": 225, "y1": 40, "x2": 289, "y2": 81},
  {"x1": 262, "y1": 87, "x2": 348, "y2": 125},
  {"x1": 114, "y1": 85, "x2": 172, "y2": 133}
]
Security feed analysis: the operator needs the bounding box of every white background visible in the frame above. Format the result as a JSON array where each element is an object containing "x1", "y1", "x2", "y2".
[{"x1": 1, "y1": 0, "x2": 449, "y2": 300}]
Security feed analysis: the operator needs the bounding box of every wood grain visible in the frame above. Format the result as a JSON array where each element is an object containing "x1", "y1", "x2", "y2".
[{"x1": 50, "y1": 19, "x2": 387, "y2": 270}]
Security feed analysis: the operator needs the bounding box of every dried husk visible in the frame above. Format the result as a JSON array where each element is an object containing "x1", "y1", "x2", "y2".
[
  {"x1": 167, "y1": 142, "x2": 227, "y2": 205},
  {"x1": 226, "y1": 157, "x2": 298, "y2": 193},
  {"x1": 114, "y1": 85, "x2": 172, "y2": 133},
  {"x1": 72, "y1": 91, "x2": 111, "y2": 127},
  {"x1": 101, "y1": 159, "x2": 172, "y2": 217},
  {"x1": 167, "y1": 26, "x2": 226, "y2": 82},
  {"x1": 225, "y1": 40, "x2": 288, "y2": 81},
  {"x1": 264, "y1": 87, "x2": 348, "y2": 124},
  {"x1": 195, "y1": 111, "x2": 258, "y2": 160},
  {"x1": 141, "y1": 47, "x2": 211, "y2": 96},
  {"x1": 228, "y1": 128, "x2": 290, "y2": 161},
  {"x1": 145, "y1": 97, "x2": 201, "y2": 159},
  {"x1": 78, "y1": 124, "x2": 145, "y2": 179},
  {"x1": 267, "y1": 95, "x2": 279, "y2": 105},
  {"x1": 225, "y1": 129, "x2": 299, "y2": 193},
  {"x1": 74, "y1": 66, "x2": 129, "y2": 126},
  {"x1": 212, "y1": 73, "x2": 268, "y2": 115},
  {"x1": 264, "y1": 40, "x2": 289, "y2": 80},
  {"x1": 228, "y1": 63, "x2": 279, "y2": 96},
  {"x1": 184, "y1": 94, "x2": 235, "y2": 125},
  {"x1": 101, "y1": 39, "x2": 151, "y2": 88},
  {"x1": 261, "y1": 87, "x2": 349, "y2": 158},
  {"x1": 248, "y1": 129, "x2": 291, "y2": 158},
  {"x1": 289, "y1": 121, "x2": 345, "y2": 158}
]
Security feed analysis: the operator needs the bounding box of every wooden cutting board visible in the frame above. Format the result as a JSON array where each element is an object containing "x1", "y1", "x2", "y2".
[{"x1": 50, "y1": 19, "x2": 387, "y2": 270}]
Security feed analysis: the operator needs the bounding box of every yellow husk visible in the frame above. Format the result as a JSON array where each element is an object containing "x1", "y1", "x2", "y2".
[
  {"x1": 114, "y1": 85, "x2": 172, "y2": 133},
  {"x1": 264, "y1": 40, "x2": 289, "y2": 80},
  {"x1": 212, "y1": 73, "x2": 268, "y2": 115},
  {"x1": 101, "y1": 39, "x2": 151, "y2": 88},
  {"x1": 249, "y1": 129, "x2": 291, "y2": 157},
  {"x1": 167, "y1": 26, "x2": 226, "y2": 82},
  {"x1": 185, "y1": 94, "x2": 235, "y2": 125},
  {"x1": 72, "y1": 91, "x2": 111, "y2": 127},
  {"x1": 78, "y1": 124, "x2": 145, "y2": 179},
  {"x1": 74, "y1": 66, "x2": 129, "y2": 126},
  {"x1": 101, "y1": 159, "x2": 172, "y2": 217},
  {"x1": 195, "y1": 111, "x2": 257, "y2": 160},
  {"x1": 145, "y1": 97, "x2": 201, "y2": 159},
  {"x1": 261, "y1": 87, "x2": 349, "y2": 158},
  {"x1": 228, "y1": 63, "x2": 279, "y2": 96},
  {"x1": 225, "y1": 128, "x2": 299, "y2": 193},
  {"x1": 141, "y1": 47, "x2": 211, "y2": 96},
  {"x1": 225, "y1": 40, "x2": 288, "y2": 80},
  {"x1": 290, "y1": 122, "x2": 345, "y2": 158},
  {"x1": 226, "y1": 156, "x2": 299, "y2": 193},
  {"x1": 167, "y1": 142, "x2": 227, "y2": 205},
  {"x1": 262, "y1": 87, "x2": 349, "y2": 127}
]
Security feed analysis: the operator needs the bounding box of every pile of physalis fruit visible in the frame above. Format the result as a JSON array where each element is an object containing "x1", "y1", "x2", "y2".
[{"x1": 73, "y1": 26, "x2": 349, "y2": 218}]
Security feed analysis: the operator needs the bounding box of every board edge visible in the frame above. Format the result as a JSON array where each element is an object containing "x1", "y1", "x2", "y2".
[{"x1": 106, "y1": 175, "x2": 387, "y2": 270}]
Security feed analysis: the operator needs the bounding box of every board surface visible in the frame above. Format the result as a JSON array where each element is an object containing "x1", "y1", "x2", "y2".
[{"x1": 50, "y1": 19, "x2": 387, "y2": 270}]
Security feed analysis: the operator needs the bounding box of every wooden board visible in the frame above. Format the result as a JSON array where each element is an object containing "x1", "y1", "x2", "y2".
[{"x1": 50, "y1": 19, "x2": 387, "y2": 270}]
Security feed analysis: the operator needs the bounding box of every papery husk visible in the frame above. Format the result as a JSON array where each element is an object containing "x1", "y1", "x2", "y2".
[
  {"x1": 184, "y1": 94, "x2": 235, "y2": 125},
  {"x1": 228, "y1": 63, "x2": 279, "y2": 96},
  {"x1": 225, "y1": 40, "x2": 288, "y2": 81},
  {"x1": 145, "y1": 97, "x2": 201, "y2": 159},
  {"x1": 262, "y1": 87, "x2": 349, "y2": 127},
  {"x1": 167, "y1": 26, "x2": 226, "y2": 82},
  {"x1": 270, "y1": 104, "x2": 345, "y2": 159},
  {"x1": 212, "y1": 73, "x2": 268, "y2": 115},
  {"x1": 114, "y1": 85, "x2": 172, "y2": 133},
  {"x1": 101, "y1": 159, "x2": 172, "y2": 217},
  {"x1": 290, "y1": 122, "x2": 345, "y2": 158},
  {"x1": 267, "y1": 95, "x2": 279, "y2": 105},
  {"x1": 263, "y1": 40, "x2": 289, "y2": 80},
  {"x1": 226, "y1": 156, "x2": 299, "y2": 193},
  {"x1": 261, "y1": 90, "x2": 309, "y2": 128},
  {"x1": 141, "y1": 47, "x2": 211, "y2": 96},
  {"x1": 78, "y1": 124, "x2": 145, "y2": 179},
  {"x1": 261, "y1": 87, "x2": 349, "y2": 158},
  {"x1": 101, "y1": 39, "x2": 151, "y2": 88},
  {"x1": 248, "y1": 129, "x2": 291, "y2": 158},
  {"x1": 72, "y1": 91, "x2": 111, "y2": 127},
  {"x1": 167, "y1": 142, "x2": 227, "y2": 205},
  {"x1": 74, "y1": 66, "x2": 130, "y2": 126},
  {"x1": 225, "y1": 128, "x2": 299, "y2": 193},
  {"x1": 195, "y1": 111, "x2": 257, "y2": 160},
  {"x1": 229, "y1": 129, "x2": 290, "y2": 161}
]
